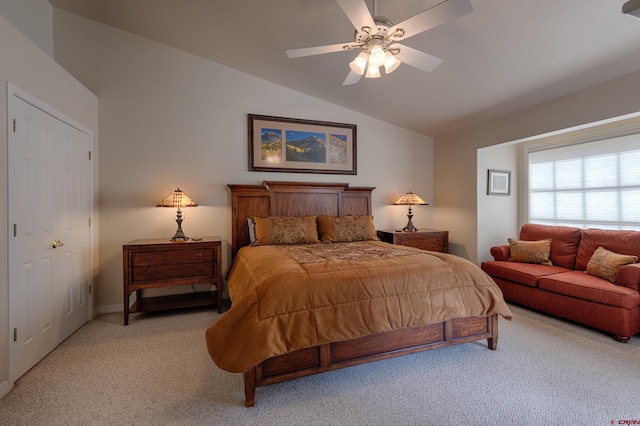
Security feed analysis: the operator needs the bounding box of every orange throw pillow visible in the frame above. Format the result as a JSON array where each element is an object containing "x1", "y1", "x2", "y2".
[
  {"x1": 252, "y1": 216, "x2": 319, "y2": 245},
  {"x1": 508, "y1": 238, "x2": 553, "y2": 266},
  {"x1": 317, "y1": 215, "x2": 379, "y2": 243},
  {"x1": 586, "y1": 246, "x2": 638, "y2": 283}
]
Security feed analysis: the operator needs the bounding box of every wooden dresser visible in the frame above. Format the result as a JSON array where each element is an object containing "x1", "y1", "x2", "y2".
[
  {"x1": 377, "y1": 228, "x2": 449, "y2": 253},
  {"x1": 122, "y1": 236, "x2": 222, "y2": 325}
]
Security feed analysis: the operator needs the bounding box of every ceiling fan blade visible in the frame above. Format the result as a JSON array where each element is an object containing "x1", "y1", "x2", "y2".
[
  {"x1": 336, "y1": 0, "x2": 376, "y2": 31},
  {"x1": 394, "y1": 44, "x2": 444, "y2": 72},
  {"x1": 286, "y1": 42, "x2": 353, "y2": 58},
  {"x1": 342, "y1": 70, "x2": 363, "y2": 86},
  {"x1": 389, "y1": 0, "x2": 473, "y2": 40}
]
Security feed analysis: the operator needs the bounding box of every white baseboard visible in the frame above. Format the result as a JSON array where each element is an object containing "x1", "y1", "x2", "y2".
[
  {"x1": 0, "y1": 379, "x2": 13, "y2": 399},
  {"x1": 97, "y1": 304, "x2": 122, "y2": 314}
]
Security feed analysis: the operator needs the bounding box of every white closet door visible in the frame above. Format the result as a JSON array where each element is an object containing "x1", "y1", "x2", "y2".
[{"x1": 8, "y1": 89, "x2": 92, "y2": 381}]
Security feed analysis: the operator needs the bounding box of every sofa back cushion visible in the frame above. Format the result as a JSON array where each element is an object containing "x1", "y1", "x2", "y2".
[
  {"x1": 519, "y1": 224, "x2": 582, "y2": 269},
  {"x1": 575, "y1": 228, "x2": 640, "y2": 271}
]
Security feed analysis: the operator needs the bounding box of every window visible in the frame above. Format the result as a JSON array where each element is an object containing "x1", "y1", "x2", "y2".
[{"x1": 527, "y1": 133, "x2": 640, "y2": 230}]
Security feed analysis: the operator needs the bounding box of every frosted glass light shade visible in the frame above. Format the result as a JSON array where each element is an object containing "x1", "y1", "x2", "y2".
[
  {"x1": 365, "y1": 64, "x2": 381, "y2": 78},
  {"x1": 368, "y1": 45, "x2": 386, "y2": 68},
  {"x1": 349, "y1": 52, "x2": 369, "y2": 75},
  {"x1": 383, "y1": 52, "x2": 401, "y2": 74}
]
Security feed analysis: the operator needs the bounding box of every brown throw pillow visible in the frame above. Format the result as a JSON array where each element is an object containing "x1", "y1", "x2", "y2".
[
  {"x1": 317, "y1": 215, "x2": 379, "y2": 243},
  {"x1": 508, "y1": 238, "x2": 553, "y2": 266},
  {"x1": 252, "y1": 216, "x2": 319, "y2": 245},
  {"x1": 586, "y1": 246, "x2": 638, "y2": 283}
]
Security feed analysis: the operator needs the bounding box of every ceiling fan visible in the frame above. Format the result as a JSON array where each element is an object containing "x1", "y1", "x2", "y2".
[{"x1": 286, "y1": 0, "x2": 473, "y2": 86}]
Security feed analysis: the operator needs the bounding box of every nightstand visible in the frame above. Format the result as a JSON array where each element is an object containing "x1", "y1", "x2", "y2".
[
  {"x1": 377, "y1": 229, "x2": 449, "y2": 253},
  {"x1": 122, "y1": 236, "x2": 222, "y2": 325}
]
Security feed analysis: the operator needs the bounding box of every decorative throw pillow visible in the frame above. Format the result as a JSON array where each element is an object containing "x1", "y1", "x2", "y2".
[
  {"x1": 317, "y1": 215, "x2": 379, "y2": 243},
  {"x1": 508, "y1": 238, "x2": 553, "y2": 266},
  {"x1": 586, "y1": 246, "x2": 638, "y2": 283},
  {"x1": 252, "y1": 216, "x2": 319, "y2": 245}
]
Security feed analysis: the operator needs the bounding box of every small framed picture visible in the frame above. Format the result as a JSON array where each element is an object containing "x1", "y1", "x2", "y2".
[{"x1": 487, "y1": 169, "x2": 511, "y2": 196}]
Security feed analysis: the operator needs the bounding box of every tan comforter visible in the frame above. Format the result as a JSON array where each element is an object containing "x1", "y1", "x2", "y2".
[{"x1": 206, "y1": 241, "x2": 512, "y2": 373}]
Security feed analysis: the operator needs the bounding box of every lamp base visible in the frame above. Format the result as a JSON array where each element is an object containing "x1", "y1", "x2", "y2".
[
  {"x1": 171, "y1": 212, "x2": 189, "y2": 241},
  {"x1": 402, "y1": 213, "x2": 418, "y2": 232},
  {"x1": 401, "y1": 206, "x2": 418, "y2": 232}
]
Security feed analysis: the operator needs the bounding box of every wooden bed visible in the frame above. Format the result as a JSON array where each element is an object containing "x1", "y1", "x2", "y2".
[{"x1": 225, "y1": 181, "x2": 502, "y2": 407}]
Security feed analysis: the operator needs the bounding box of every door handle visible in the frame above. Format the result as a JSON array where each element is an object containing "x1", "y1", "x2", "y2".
[{"x1": 52, "y1": 240, "x2": 64, "y2": 249}]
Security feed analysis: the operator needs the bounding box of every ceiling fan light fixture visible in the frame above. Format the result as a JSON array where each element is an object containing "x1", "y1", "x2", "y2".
[
  {"x1": 383, "y1": 51, "x2": 401, "y2": 74},
  {"x1": 349, "y1": 51, "x2": 369, "y2": 75},
  {"x1": 365, "y1": 64, "x2": 381, "y2": 78}
]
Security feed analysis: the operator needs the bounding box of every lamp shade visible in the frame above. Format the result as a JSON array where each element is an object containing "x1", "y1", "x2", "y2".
[
  {"x1": 393, "y1": 192, "x2": 428, "y2": 206},
  {"x1": 156, "y1": 188, "x2": 198, "y2": 208}
]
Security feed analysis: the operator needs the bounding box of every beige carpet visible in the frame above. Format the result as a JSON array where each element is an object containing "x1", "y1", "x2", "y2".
[{"x1": 1, "y1": 304, "x2": 639, "y2": 425}]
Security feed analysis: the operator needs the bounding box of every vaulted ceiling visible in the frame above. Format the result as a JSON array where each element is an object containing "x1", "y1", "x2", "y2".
[{"x1": 47, "y1": 0, "x2": 640, "y2": 136}]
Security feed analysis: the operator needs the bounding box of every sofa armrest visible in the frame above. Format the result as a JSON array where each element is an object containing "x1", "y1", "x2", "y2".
[
  {"x1": 490, "y1": 245, "x2": 510, "y2": 261},
  {"x1": 616, "y1": 263, "x2": 640, "y2": 293}
]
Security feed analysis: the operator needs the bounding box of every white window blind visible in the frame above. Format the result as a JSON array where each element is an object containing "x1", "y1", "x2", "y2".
[{"x1": 528, "y1": 133, "x2": 640, "y2": 230}]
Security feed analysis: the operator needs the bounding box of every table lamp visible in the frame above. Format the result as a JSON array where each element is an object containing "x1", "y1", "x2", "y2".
[
  {"x1": 156, "y1": 188, "x2": 198, "y2": 240},
  {"x1": 393, "y1": 191, "x2": 428, "y2": 232}
]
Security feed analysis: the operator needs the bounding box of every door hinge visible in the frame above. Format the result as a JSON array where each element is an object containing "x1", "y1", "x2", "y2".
[
  {"x1": 14, "y1": 328, "x2": 17, "y2": 342},
  {"x1": 88, "y1": 218, "x2": 92, "y2": 227},
  {"x1": 88, "y1": 151, "x2": 92, "y2": 160},
  {"x1": 13, "y1": 118, "x2": 16, "y2": 133},
  {"x1": 89, "y1": 284, "x2": 92, "y2": 295},
  {"x1": 13, "y1": 223, "x2": 17, "y2": 237}
]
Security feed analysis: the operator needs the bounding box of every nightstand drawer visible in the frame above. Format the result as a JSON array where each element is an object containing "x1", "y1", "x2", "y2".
[
  {"x1": 377, "y1": 229, "x2": 449, "y2": 253},
  {"x1": 131, "y1": 262, "x2": 214, "y2": 283},
  {"x1": 395, "y1": 236, "x2": 444, "y2": 251},
  {"x1": 131, "y1": 248, "x2": 214, "y2": 267}
]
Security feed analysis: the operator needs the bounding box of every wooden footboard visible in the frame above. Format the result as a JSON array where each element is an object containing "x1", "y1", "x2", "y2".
[{"x1": 243, "y1": 314, "x2": 498, "y2": 407}]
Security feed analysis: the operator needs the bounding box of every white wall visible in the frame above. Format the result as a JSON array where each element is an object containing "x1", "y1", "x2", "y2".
[
  {"x1": 477, "y1": 143, "x2": 519, "y2": 263},
  {"x1": 434, "y1": 70, "x2": 640, "y2": 264},
  {"x1": 0, "y1": 11, "x2": 98, "y2": 397},
  {"x1": 0, "y1": 0, "x2": 53, "y2": 57},
  {"x1": 52, "y1": 9, "x2": 435, "y2": 311}
]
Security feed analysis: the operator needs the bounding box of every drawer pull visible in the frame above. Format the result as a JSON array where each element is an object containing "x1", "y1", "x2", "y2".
[
  {"x1": 197, "y1": 253, "x2": 203, "y2": 260},
  {"x1": 197, "y1": 267, "x2": 203, "y2": 273},
  {"x1": 146, "y1": 270, "x2": 152, "y2": 276},
  {"x1": 146, "y1": 256, "x2": 153, "y2": 262}
]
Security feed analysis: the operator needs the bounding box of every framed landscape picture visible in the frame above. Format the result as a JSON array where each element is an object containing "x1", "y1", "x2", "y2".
[{"x1": 248, "y1": 114, "x2": 357, "y2": 175}]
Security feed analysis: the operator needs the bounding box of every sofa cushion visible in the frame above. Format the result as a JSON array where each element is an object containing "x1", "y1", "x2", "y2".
[
  {"x1": 481, "y1": 261, "x2": 570, "y2": 288},
  {"x1": 508, "y1": 238, "x2": 552, "y2": 265},
  {"x1": 519, "y1": 224, "x2": 582, "y2": 269},
  {"x1": 575, "y1": 228, "x2": 640, "y2": 271},
  {"x1": 586, "y1": 246, "x2": 638, "y2": 283},
  {"x1": 539, "y1": 271, "x2": 640, "y2": 310}
]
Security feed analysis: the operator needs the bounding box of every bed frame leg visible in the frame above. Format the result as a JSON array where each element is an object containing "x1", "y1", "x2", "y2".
[
  {"x1": 487, "y1": 314, "x2": 498, "y2": 350},
  {"x1": 243, "y1": 368, "x2": 256, "y2": 407}
]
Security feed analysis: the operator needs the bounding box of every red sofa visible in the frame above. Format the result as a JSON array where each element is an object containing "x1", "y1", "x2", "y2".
[{"x1": 481, "y1": 224, "x2": 640, "y2": 342}]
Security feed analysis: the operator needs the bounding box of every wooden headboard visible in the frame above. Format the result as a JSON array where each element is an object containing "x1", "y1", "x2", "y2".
[{"x1": 228, "y1": 181, "x2": 375, "y2": 258}]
